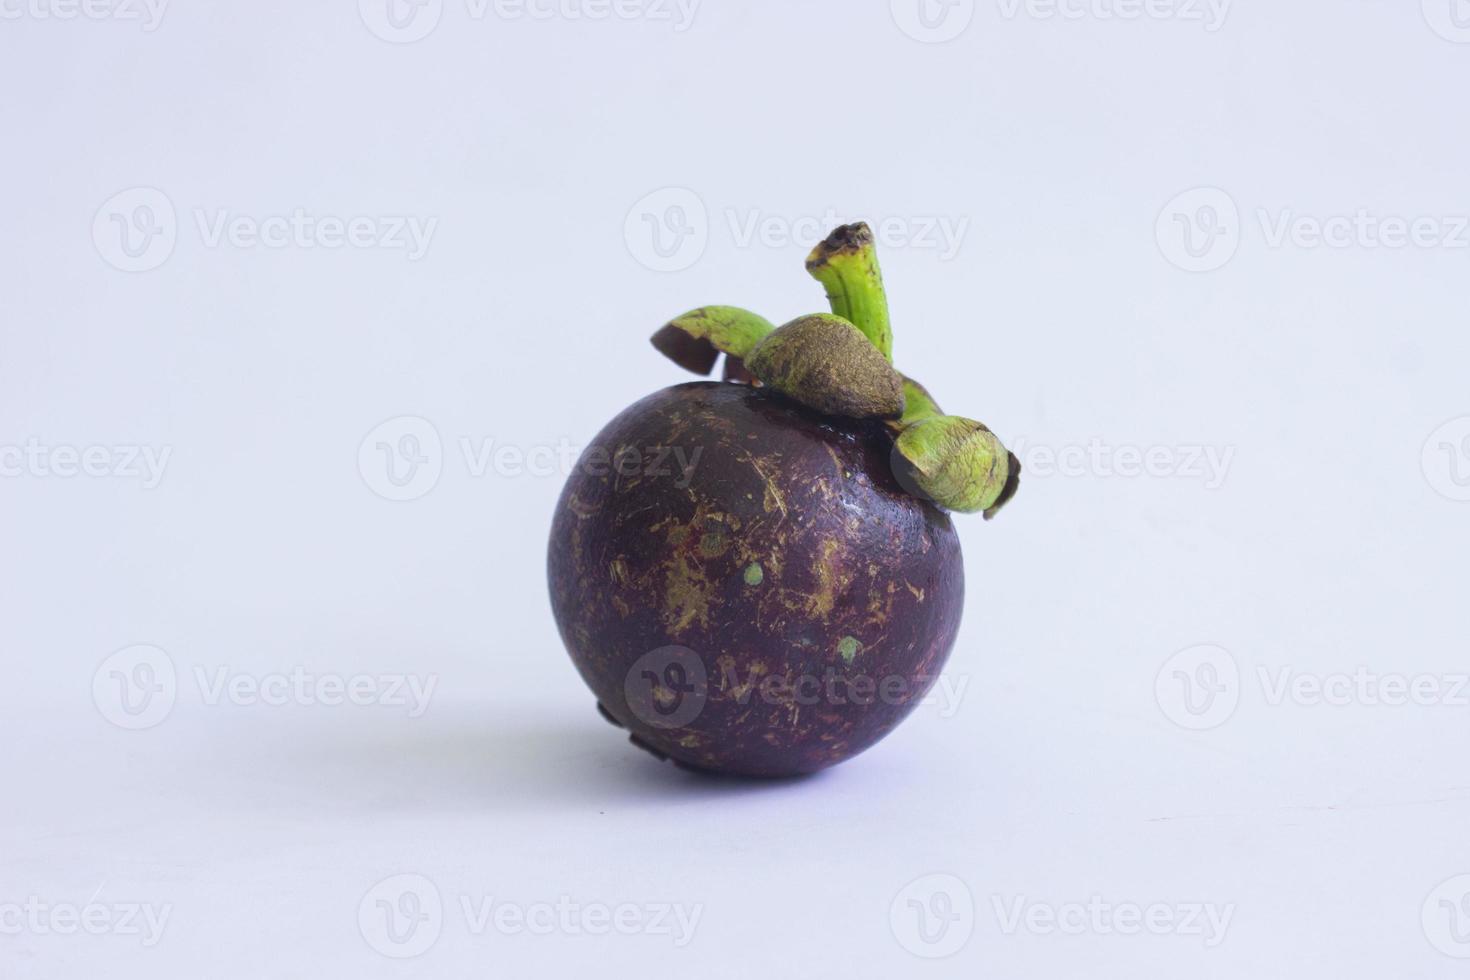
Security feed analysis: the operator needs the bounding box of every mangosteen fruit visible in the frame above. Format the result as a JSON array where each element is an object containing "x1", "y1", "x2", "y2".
[{"x1": 548, "y1": 223, "x2": 1019, "y2": 777}]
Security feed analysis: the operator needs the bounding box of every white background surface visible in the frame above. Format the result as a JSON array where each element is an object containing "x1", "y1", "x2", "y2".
[{"x1": 3, "y1": 1, "x2": 1469, "y2": 976}]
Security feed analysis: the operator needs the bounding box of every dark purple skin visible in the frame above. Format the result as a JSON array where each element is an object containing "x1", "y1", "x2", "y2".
[{"x1": 547, "y1": 382, "x2": 964, "y2": 777}]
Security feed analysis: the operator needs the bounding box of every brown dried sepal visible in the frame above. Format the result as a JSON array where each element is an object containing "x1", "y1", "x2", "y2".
[{"x1": 745, "y1": 314, "x2": 905, "y2": 420}]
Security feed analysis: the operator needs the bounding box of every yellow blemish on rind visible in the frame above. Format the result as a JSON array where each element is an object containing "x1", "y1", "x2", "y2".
[
  {"x1": 567, "y1": 493, "x2": 600, "y2": 519},
  {"x1": 744, "y1": 452, "x2": 788, "y2": 519},
  {"x1": 662, "y1": 553, "x2": 713, "y2": 635},
  {"x1": 806, "y1": 538, "x2": 851, "y2": 619}
]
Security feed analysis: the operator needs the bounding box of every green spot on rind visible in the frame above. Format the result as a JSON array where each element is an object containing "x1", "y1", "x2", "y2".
[
  {"x1": 838, "y1": 636, "x2": 861, "y2": 664},
  {"x1": 743, "y1": 563, "x2": 764, "y2": 587}
]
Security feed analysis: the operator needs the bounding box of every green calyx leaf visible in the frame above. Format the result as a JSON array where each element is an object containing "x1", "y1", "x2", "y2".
[
  {"x1": 806, "y1": 223, "x2": 893, "y2": 362},
  {"x1": 746, "y1": 314, "x2": 906, "y2": 420},
  {"x1": 900, "y1": 375, "x2": 942, "y2": 424},
  {"x1": 892, "y1": 415, "x2": 1018, "y2": 516},
  {"x1": 646, "y1": 222, "x2": 1021, "y2": 519},
  {"x1": 651, "y1": 306, "x2": 776, "y2": 376}
]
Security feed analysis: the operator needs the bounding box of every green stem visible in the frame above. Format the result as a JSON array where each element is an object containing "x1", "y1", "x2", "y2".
[{"x1": 805, "y1": 223, "x2": 893, "y2": 362}]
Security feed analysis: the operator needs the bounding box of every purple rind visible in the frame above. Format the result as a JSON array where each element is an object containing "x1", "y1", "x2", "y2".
[{"x1": 548, "y1": 382, "x2": 965, "y2": 777}]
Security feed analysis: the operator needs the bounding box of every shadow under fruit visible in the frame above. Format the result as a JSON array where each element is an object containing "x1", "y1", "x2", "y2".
[{"x1": 548, "y1": 223, "x2": 1019, "y2": 777}]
